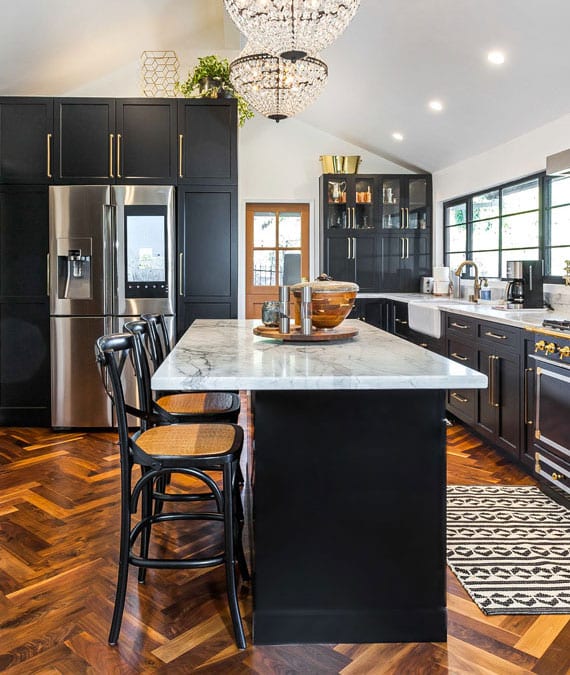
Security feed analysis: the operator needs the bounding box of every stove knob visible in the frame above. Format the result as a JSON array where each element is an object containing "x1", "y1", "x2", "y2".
[
  {"x1": 535, "y1": 340, "x2": 546, "y2": 352},
  {"x1": 545, "y1": 342, "x2": 557, "y2": 355},
  {"x1": 559, "y1": 345, "x2": 570, "y2": 360}
]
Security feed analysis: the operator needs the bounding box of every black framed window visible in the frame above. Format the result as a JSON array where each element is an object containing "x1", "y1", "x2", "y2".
[{"x1": 444, "y1": 172, "x2": 569, "y2": 283}]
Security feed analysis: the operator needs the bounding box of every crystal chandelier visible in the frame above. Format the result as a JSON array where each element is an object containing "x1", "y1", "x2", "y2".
[
  {"x1": 230, "y1": 50, "x2": 328, "y2": 122},
  {"x1": 224, "y1": 0, "x2": 361, "y2": 61}
]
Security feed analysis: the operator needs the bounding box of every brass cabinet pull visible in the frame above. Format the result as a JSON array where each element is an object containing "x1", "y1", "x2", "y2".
[
  {"x1": 395, "y1": 318, "x2": 408, "y2": 325},
  {"x1": 352, "y1": 237, "x2": 356, "y2": 260},
  {"x1": 405, "y1": 237, "x2": 409, "y2": 259},
  {"x1": 46, "y1": 133, "x2": 52, "y2": 178},
  {"x1": 524, "y1": 367, "x2": 533, "y2": 425},
  {"x1": 488, "y1": 354, "x2": 500, "y2": 408},
  {"x1": 179, "y1": 252, "x2": 184, "y2": 296},
  {"x1": 347, "y1": 238, "x2": 351, "y2": 259},
  {"x1": 400, "y1": 207, "x2": 404, "y2": 229},
  {"x1": 401, "y1": 237, "x2": 405, "y2": 259},
  {"x1": 352, "y1": 207, "x2": 356, "y2": 229},
  {"x1": 485, "y1": 330, "x2": 507, "y2": 340},
  {"x1": 451, "y1": 392, "x2": 468, "y2": 404},
  {"x1": 178, "y1": 134, "x2": 183, "y2": 177},
  {"x1": 451, "y1": 352, "x2": 468, "y2": 362},
  {"x1": 116, "y1": 133, "x2": 122, "y2": 178},
  {"x1": 46, "y1": 253, "x2": 50, "y2": 296},
  {"x1": 405, "y1": 206, "x2": 409, "y2": 228},
  {"x1": 109, "y1": 134, "x2": 114, "y2": 178},
  {"x1": 451, "y1": 321, "x2": 469, "y2": 329}
]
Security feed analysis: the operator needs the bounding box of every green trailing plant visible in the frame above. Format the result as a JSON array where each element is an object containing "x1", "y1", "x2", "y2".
[{"x1": 175, "y1": 55, "x2": 254, "y2": 127}]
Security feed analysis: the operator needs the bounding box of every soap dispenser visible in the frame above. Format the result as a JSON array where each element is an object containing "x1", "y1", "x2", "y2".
[{"x1": 480, "y1": 277, "x2": 491, "y2": 301}]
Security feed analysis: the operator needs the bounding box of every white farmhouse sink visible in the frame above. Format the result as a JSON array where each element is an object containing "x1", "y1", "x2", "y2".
[{"x1": 407, "y1": 302, "x2": 442, "y2": 338}]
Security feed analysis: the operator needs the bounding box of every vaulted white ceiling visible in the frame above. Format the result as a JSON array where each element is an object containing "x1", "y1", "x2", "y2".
[{"x1": 1, "y1": 0, "x2": 569, "y2": 173}]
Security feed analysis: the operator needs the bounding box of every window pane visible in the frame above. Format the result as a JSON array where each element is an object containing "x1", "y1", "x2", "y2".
[
  {"x1": 253, "y1": 212, "x2": 276, "y2": 248},
  {"x1": 278, "y1": 212, "x2": 301, "y2": 247},
  {"x1": 502, "y1": 212, "x2": 539, "y2": 249},
  {"x1": 253, "y1": 250, "x2": 276, "y2": 286},
  {"x1": 549, "y1": 246, "x2": 570, "y2": 277},
  {"x1": 446, "y1": 224, "x2": 466, "y2": 252},
  {"x1": 473, "y1": 218, "x2": 499, "y2": 251},
  {"x1": 279, "y1": 250, "x2": 301, "y2": 286},
  {"x1": 472, "y1": 251, "x2": 499, "y2": 278},
  {"x1": 501, "y1": 249, "x2": 540, "y2": 277},
  {"x1": 447, "y1": 252, "x2": 467, "y2": 275},
  {"x1": 502, "y1": 179, "x2": 538, "y2": 215},
  {"x1": 446, "y1": 203, "x2": 466, "y2": 226},
  {"x1": 550, "y1": 176, "x2": 570, "y2": 207},
  {"x1": 550, "y1": 204, "x2": 570, "y2": 246},
  {"x1": 472, "y1": 191, "x2": 499, "y2": 221}
]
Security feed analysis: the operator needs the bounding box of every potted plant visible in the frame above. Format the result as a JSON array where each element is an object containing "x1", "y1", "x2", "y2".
[{"x1": 175, "y1": 55, "x2": 254, "y2": 127}]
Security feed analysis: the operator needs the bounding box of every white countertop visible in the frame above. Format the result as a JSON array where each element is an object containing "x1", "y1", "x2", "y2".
[{"x1": 152, "y1": 319, "x2": 487, "y2": 391}]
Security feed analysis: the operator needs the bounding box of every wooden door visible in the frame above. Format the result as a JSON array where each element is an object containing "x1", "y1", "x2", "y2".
[{"x1": 246, "y1": 203, "x2": 309, "y2": 320}]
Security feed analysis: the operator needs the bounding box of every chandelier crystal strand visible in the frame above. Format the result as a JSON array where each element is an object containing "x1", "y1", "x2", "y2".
[
  {"x1": 230, "y1": 51, "x2": 328, "y2": 122},
  {"x1": 224, "y1": 0, "x2": 360, "y2": 60}
]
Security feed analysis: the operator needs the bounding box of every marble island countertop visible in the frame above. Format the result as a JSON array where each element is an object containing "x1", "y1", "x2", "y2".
[{"x1": 152, "y1": 319, "x2": 487, "y2": 392}]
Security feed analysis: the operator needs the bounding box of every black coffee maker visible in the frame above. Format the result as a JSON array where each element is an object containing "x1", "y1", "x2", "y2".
[{"x1": 505, "y1": 260, "x2": 544, "y2": 308}]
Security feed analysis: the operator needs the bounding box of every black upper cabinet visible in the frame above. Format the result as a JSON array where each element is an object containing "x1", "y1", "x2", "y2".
[
  {"x1": 54, "y1": 98, "x2": 115, "y2": 183},
  {"x1": 0, "y1": 98, "x2": 54, "y2": 183},
  {"x1": 178, "y1": 100, "x2": 237, "y2": 185},
  {"x1": 53, "y1": 98, "x2": 177, "y2": 184}
]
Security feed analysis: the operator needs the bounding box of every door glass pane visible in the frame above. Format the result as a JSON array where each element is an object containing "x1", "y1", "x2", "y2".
[
  {"x1": 446, "y1": 203, "x2": 466, "y2": 226},
  {"x1": 550, "y1": 176, "x2": 570, "y2": 207},
  {"x1": 501, "y1": 249, "x2": 540, "y2": 277},
  {"x1": 472, "y1": 250, "x2": 499, "y2": 278},
  {"x1": 502, "y1": 178, "x2": 538, "y2": 215},
  {"x1": 408, "y1": 178, "x2": 427, "y2": 209},
  {"x1": 473, "y1": 218, "x2": 499, "y2": 251},
  {"x1": 327, "y1": 179, "x2": 347, "y2": 204},
  {"x1": 253, "y1": 212, "x2": 276, "y2": 247},
  {"x1": 278, "y1": 212, "x2": 301, "y2": 247},
  {"x1": 382, "y1": 179, "x2": 400, "y2": 206},
  {"x1": 549, "y1": 246, "x2": 570, "y2": 277},
  {"x1": 253, "y1": 250, "x2": 276, "y2": 286},
  {"x1": 446, "y1": 224, "x2": 466, "y2": 253},
  {"x1": 382, "y1": 179, "x2": 401, "y2": 228},
  {"x1": 502, "y1": 212, "x2": 539, "y2": 249},
  {"x1": 472, "y1": 190, "x2": 499, "y2": 221},
  {"x1": 550, "y1": 205, "x2": 570, "y2": 246},
  {"x1": 355, "y1": 178, "x2": 373, "y2": 204},
  {"x1": 279, "y1": 250, "x2": 301, "y2": 285}
]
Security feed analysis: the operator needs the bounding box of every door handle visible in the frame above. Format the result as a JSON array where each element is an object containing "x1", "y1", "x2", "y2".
[
  {"x1": 347, "y1": 238, "x2": 351, "y2": 259},
  {"x1": 352, "y1": 237, "x2": 356, "y2": 260},
  {"x1": 179, "y1": 252, "x2": 184, "y2": 296},
  {"x1": 405, "y1": 207, "x2": 409, "y2": 228},
  {"x1": 116, "y1": 134, "x2": 122, "y2": 178},
  {"x1": 352, "y1": 207, "x2": 356, "y2": 229},
  {"x1": 451, "y1": 352, "x2": 468, "y2": 362},
  {"x1": 485, "y1": 330, "x2": 507, "y2": 340},
  {"x1": 524, "y1": 367, "x2": 533, "y2": 425},
  {"x1": 488, "y1": 354, "x2": 500, "y2": 408},
  {"x1": 46, "y1": 133, "x2": 52, "y2": 178},
  {"x1": 179, "y1": 134, "x2": 184, "y2": 177},
  {"x1": 451, "y1": 392, "x2": 468, "y2": 404},
  {"x1": 401, "y1": 237, "x2": 405, "y2": 259},
  {"x1": 46, "y1": 253, "x2": 50, "y2": 296},
  {"x1": 451, "y1": 321, "x2": 469, "y2": 329},
  {"x1": 405, "y1": 237, "x2": 409, "y2": 259},
  {"x1": 400, "y1": 208, "x2": 404, "y2": 229},
  {"x1": 109, "y1": 134, "x2": 114, "y2": 178}
]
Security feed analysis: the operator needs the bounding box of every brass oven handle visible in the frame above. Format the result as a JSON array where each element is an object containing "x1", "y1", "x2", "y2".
[
  {"x1": 485, "y1": 330, "x2": 507, "y2": 340},
  {"x1": 109, "y1": 133, "x2": 114, "y2": 178},
  {"x1": 179, "y1": 252, "x2": 184, "y2": 295},
  {"x1": 451, "y1": 392, "x2": 468, "y2": 404},
  {"x1": 116, "y1": 133, "x2": 122, "y2": 178},
  {"x1": 179, "y1": 134, "x2": 183, "y2": 177},
  {"x1": 524, "y1": 367, "x2": 533, "y2": 425},
  {"x1": 451, "y1": 321, "x2": 469, "y2": 329},
  {"x1": 451, "y1": 352, "x2": 468, "y2": 362},
  {"x1": 46, "y1": 133, "x2": 52, "y2": 178},
  {"x1": 534, "y1": 367, "x2": 542, "y2": 439}
]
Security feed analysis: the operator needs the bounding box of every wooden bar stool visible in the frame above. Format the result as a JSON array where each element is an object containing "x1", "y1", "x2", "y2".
[{"x1": 95, "y1": 332, "x2": 248, "y2": 649}]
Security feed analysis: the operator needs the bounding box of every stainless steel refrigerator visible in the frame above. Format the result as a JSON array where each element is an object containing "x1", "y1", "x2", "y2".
[{"x1": 49, "y1": 185, "x2": 175, "y2": 428}]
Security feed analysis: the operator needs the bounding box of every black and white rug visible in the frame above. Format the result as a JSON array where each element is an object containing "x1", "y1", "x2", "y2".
[{"x1": 447, "y1": 485, "x2": 570, "y2": 615}]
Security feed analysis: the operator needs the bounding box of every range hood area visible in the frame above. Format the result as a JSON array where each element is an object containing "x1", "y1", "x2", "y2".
[{"x1": 546, "y1": 148, "x2": 570, "y2": 176}]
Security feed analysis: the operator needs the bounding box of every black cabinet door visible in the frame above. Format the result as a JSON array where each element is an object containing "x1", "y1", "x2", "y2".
[
  {"x1": 115, "y1": 99, "x2": 177, "y2": 183},
  {"x1": 353, "y1": 233, "x2": 379, "y2": 291},
  {"x1": 325, "y1": 235, "x2": 355, "y2": 283},
  {"x1": 177, "y1": 187, "x2": 237, "y2": 335},
  {"x1": 53, "y1": 98, "x2": 115, "y2": 183},
  {"x1": 0, "y1": 185, "x2": 50, "y2": 425},
  {"x1": 0, "y1": 98, "x2": 54, "y2": 183},
  {"x1": 178, "y1": 100, "x2": 237, "y2": 185}
]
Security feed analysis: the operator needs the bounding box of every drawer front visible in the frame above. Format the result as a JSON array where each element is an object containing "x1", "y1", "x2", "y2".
[
  {"x1": 447, "y1": 388, "x2": 476, "y2": 422},
  {"x1": 447, "y1": 338, "x2": 476, "y2": 368},
  {"x1": 534, "y1": 446, "x2": 570, "y2": 496},
  {"x1": 446, "y1": 313, "x2": 475, "y2": 340},
  {"x1": 478, "y1": 320, "x2": 521, "y2": 350}
]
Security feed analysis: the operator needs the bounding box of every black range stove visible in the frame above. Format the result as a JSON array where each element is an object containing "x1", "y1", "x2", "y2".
[{"x1": 533, "y1": 319, "x2": 570, "y2": 363}]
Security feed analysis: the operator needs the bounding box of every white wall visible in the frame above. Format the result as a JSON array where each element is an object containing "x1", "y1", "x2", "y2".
[
  {"x1": 237, "y1": 114, "x2": 411, "y2": 316},
  {"x1": 432, "y1": 112, "x2": 570, "y2": 266}
]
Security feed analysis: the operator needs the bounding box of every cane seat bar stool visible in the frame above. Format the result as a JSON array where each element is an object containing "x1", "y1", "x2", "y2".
[
  {"x1": 139, "y1": 314, "x2": 240, "y2": 423},
  {"x1": 95, "y1": 332, "x2": 247, "y2": 649}
]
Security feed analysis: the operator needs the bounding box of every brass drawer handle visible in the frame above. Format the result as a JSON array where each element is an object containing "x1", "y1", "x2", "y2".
[
  {"x1": 451, "y1": 352, "x2": 468, "y2": 362},
  {"x1": 450, "y1": 321, "x2": 469, "y2": 329},
  {"x1": 395, "y1": 318, "x2": 408, "y2": 325},
  {"x1": 451, "y1": 392, "x2": 468, "y2": 404},
  {"x1": 485, "y1": 330, "x2": 507, "y2": 340}
]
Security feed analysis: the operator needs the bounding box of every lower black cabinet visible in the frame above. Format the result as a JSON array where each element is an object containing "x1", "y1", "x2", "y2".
[
  {"x1": 0, "y1": 185, "x2": 50, "y2": 425},
  {"x1": 177, "y1": 186, "x2": 237, "y2": 336}
]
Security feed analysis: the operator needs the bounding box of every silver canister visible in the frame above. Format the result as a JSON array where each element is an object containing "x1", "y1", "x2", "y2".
[
  {"x1": 300, "y1": 285, "x2": 313, "y2": 335},
  {"x1": 279, "y1": 285, "x2": 290, "y2": 334}
]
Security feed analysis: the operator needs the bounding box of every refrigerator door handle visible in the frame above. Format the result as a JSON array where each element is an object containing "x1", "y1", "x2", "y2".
[{"x1": 103, "y1": 203, "x2": 117, "y2": 315}]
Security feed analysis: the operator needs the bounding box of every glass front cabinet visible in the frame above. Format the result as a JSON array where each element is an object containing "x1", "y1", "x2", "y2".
[
  {"x1": 323, "y1": 175, "x2": 377, "y2": 231},
  {"x1": 381, "y1": 175, "x2": 430, "y2": 231}
]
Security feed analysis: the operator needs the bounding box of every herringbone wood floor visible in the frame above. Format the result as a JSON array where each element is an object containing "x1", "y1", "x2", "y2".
[{"x1": 0, "y1": 398, "x2": 568, "y2": 674}]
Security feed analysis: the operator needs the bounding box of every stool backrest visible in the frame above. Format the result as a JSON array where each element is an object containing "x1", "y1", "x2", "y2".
[{"x1": 141, "y1": 313, "x2": 171, "y2": 369}]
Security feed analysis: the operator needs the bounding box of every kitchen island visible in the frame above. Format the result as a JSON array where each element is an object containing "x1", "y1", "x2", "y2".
[{"x1": 152, "y1": 319, "x2": 487, "y2": 645}]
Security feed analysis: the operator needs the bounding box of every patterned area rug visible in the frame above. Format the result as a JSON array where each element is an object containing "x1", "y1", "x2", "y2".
[{"x1": 447, "y1": 485, "x2": 570, "y2": 615}]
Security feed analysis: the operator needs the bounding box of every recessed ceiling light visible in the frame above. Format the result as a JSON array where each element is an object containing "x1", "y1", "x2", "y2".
[
  {"x1": 487, "y1": 50, "x2": 506, "y2": 65},
  {"x1": 428, "y1": 100, "x2": 443, "y2": 112},
  {"x1": 392, "y1": 132, "x2": 404, "y2": 141}
]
